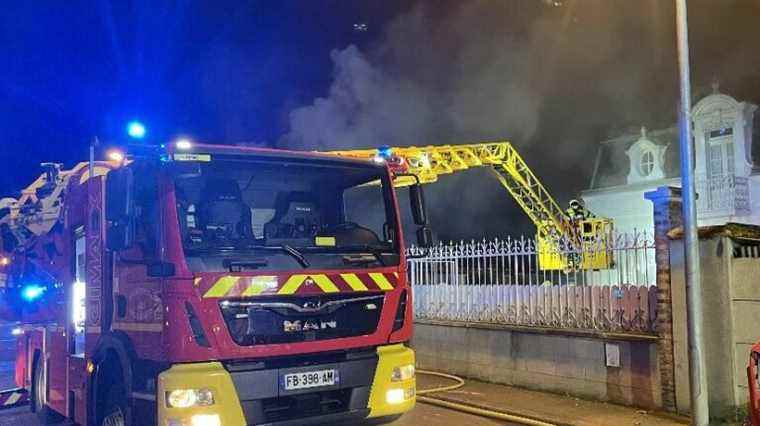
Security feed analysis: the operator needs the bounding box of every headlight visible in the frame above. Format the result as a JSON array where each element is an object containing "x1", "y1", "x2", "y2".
[
  {"x1": 165, "y1": 388, "x2": 214, "y2": 408},
  {"x1": 391, "y1": 364, "x2": 415, "y2": 382},
  {"x1": 386, "y1": 387, "x2": 415, "y2": 404}
]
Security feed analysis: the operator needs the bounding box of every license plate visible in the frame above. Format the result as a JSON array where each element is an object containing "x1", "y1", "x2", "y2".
[{"x1": 282, "y1": 369, "x2": 339, "y2": 391}]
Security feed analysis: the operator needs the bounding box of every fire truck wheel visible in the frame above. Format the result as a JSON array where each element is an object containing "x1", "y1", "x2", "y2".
[
  {"x1": 100, "y1": 383, "x2": 128, "y2": 426},
  {"x1": 31, "y1": 357, "x2": 64, "y2": 424}
]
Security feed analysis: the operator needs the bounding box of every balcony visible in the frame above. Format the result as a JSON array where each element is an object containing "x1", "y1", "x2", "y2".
[{"x1": 696, "y1": 174, "x2": 751, "y2": 218}]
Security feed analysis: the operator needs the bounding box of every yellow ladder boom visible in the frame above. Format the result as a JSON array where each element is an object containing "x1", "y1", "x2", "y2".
[{"x1": 325, "y1": 142, "x2": 578, "y2": 245}]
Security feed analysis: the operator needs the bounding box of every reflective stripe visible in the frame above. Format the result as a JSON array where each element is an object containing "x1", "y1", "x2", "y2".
[
  {"x1": 369, "y1": 273, "x2": 394, "y2": 291},
  {"x1": 201, "y1": 272, "x2": 399, "y2": 297},
  {"x1": 4, "y1": 392, "x2": 20, "y2": 406},
  {"x1": 241, "y1": 276, "x2": 278, "y2": 296},
  {"x1": 340, "y1": 273, "x2": 369, "y2": 291},
  {"x1": 203, "y1": 276, "x2": 238, "y2": 298},
  {"x1": 311, "y1": 275, "x2": 339, "y2": 293},
  {"x1": 278, "y1": 275, "x2": 306, "y2": 295}
]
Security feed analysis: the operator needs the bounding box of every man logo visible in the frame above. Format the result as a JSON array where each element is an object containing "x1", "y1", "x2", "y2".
[
  {"x1": 283, "y1": 320, "x2": 337, "y2": 332},
  {"x1": 304, "y1": 277, "x2": 315, "y2": 287}
]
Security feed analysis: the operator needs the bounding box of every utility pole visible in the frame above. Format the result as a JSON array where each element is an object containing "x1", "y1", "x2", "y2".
[{"x1": 675, "y1": 0, "x2": 709, "y2": 424}]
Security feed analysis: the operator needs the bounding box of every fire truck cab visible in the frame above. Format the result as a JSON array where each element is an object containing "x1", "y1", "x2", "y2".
[{"x1": 4, "y1": 142, "x2": 430, "y2": 425}]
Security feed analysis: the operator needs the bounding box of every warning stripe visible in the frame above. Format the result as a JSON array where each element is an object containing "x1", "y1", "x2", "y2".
[
  {"x1": 242, "y1": 276, "x2": 278, "y2": 296},
  {"x1": 203, "y1": 276, "x2": 238, "y2": 298},
  {"x1": 369, "y1": 273, "x2": 394, "y2": 290},
  {"x1": 200, "y1": 272, "x2": 399, "y2": 298},
  {"x1": 340, "y1": 273, "x2": 369, "y2": 291},
  {"x1": 0, "y1": 389, "x2": 28, "y2": 409}
]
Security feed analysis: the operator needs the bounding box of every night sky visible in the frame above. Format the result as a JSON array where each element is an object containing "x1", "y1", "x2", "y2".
[{"x1": 2, "y1": 1, "x2": 760, "y2": 240}]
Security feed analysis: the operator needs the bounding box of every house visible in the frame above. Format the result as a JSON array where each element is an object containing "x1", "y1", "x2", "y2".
[{"x1": 582, "y1": 89, "x2": 759, "y2": 236}]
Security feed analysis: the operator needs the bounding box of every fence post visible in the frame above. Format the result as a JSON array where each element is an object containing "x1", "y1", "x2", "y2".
[{"x1": 645, "y1": 186, "x2": 683, "y2": 413}]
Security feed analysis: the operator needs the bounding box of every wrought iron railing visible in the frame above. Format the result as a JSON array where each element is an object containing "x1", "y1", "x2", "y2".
[
  {"x1": 696, "y1": 174, "x2": 751, "y2": 217},
  {"x1": 408, "y1": 231, "x2": 657, "y2": 334}
]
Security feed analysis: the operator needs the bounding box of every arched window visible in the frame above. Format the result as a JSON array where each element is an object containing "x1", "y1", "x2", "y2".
[{"x1": 639, "y1": 151, "x2": 654, "y2": 177}]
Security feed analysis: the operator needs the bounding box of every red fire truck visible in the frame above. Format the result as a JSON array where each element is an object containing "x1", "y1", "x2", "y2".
[{"x1": 0, "y1": 142, "x2": 430, "y2": 425}]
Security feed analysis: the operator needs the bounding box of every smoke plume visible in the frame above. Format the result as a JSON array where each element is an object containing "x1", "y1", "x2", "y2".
[{"x1": 278, "y1": 0, "x2": 738, "y2": 241}]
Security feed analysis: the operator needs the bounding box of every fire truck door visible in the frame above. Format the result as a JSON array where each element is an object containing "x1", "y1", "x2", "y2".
[
  {"x1": 66, "y1": 228, "x2": 87, "y2": 422},
  {"x1": 47, "y1": 228, "x2": 87, "y2": 417}
]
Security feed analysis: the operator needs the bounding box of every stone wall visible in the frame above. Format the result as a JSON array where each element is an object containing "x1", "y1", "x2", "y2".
[
  {"x1": 731, "y1": 257, "x2": 760, "y2": 405},
  {"x1": 670, "y1": 234, "x2": 760, "y2": 419},
  {"x1": 412, "y1": 321, "x2": 662, "y2": 409}
]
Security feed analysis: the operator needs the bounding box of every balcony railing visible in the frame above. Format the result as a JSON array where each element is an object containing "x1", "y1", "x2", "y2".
[{"x1": 696, "y1": 174, "x2": 751, "y2": 217}]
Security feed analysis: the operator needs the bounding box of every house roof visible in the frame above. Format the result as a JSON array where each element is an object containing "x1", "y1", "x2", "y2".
[
  {"x1": 589, "y1": 126, "x2": 681, "y2": 190},
  {"x1": 587, "y1": 92, "x2": 760, "y2": 192}
]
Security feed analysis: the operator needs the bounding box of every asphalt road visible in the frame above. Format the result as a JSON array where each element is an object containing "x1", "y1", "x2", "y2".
[
  {"x1": 0, "y1": 402, "x2": 514, "y2": 426},
  {"x1": 0, "y1": 321, "x2": 512, "y2": 425}
]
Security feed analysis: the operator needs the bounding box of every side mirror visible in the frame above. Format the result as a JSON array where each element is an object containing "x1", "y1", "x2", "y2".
[
  {"x1": 105, "y1": 167, "x2": 135, "y2": 251},
  {"x1": 147, "y1": 261, "x2": 176, "y2": 278},
  {"x1": 409, "y1": 184, "x2": 427, "y2": 226},
  {"x1": 416, "y1": 226, "x2": 433, "y2": 248}
]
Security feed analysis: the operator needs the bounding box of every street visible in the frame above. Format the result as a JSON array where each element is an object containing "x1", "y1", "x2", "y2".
[
  {"x1": 0, "y1": 401, "x2": 513, "y2": 426},
  {"x1": 0, "y1": 321, "x2": 513, "y2": 426}
]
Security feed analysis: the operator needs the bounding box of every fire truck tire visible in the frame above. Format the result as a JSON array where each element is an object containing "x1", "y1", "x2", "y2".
[
  {"x1": 100, "y1": 383, "x2": 129, "y2": 426},
  {"x1": 31, "y1": 356, "x2": 64, "y2": 424}
]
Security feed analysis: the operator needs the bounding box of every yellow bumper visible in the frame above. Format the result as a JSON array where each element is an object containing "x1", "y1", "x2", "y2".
[
  {"x1": 367, "y1": 344, "x2": 417, "y2": 418},
  {"x1": 157, "y1": 344, "x2": 416, "y2": 425},
  {"x1": 157, "y1": 362, "x2": 246, "y2": 426}
]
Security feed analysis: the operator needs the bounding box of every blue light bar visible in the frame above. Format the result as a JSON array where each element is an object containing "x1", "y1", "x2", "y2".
[
  {"x1": 21, "y1": 285, "x2": 46, "y2": 302},
  {"x1": 127, "y1": 121, "x2": 147, "y2": 139},
  {"x1": 377, "y1": 145, "x2": 392, "y2": 158}
]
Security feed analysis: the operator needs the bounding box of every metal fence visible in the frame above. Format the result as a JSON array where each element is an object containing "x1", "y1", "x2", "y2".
[
  {"x1": 408, "y1": 231, "x2": 657, "y2": 334},
  {"x1": 696, "y1": 173, "x2": 751, "y2": 216}
]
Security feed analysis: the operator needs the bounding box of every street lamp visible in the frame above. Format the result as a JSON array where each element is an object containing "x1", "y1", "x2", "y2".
[{"x1": 674, "y1": 0, "x2": 709, "y2": 424}]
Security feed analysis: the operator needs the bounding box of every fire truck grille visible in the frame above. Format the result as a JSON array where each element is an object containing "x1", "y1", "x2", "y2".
[
  {"x1": 225, "y1": 348, "x2": 377, "y2": 425},
  {"x1": 261, "y1": 388, "x2": 352, "y2": 422},
  {"x1": 219, "y1": 293, "x2": 385, "y2": 346}
]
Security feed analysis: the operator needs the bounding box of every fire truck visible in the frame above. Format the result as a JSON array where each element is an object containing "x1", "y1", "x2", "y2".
[{"x1": 0, "y1": 142, "x2": 430, "y2": 425}]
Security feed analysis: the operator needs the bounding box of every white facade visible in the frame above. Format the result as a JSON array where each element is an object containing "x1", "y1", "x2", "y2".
[{"x1": 582, "y1": 92, "x2": 759, "y2": 237}]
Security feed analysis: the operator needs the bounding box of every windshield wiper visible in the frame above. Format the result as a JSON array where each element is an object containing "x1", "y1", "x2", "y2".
[
  {"x1": 184, "y1": 244, "x2": 309, "y2": 268},
  {"x1": 262, "y1": 244, "x2": 310, "y2": 268}
]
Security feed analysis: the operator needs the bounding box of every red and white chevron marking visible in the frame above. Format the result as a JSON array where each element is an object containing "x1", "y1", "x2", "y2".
[{"x1": 0, "y1": 389, "x2": 28, "y2": 409}]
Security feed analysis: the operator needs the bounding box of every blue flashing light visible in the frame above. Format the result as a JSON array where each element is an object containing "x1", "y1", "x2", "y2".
[
  {"x1": 127, "y1": 121, "x2": 147, "y2": 139},
  {"x1": 377, "y1": 145, "x2": 392, "y2": 158},
  {"x1": 21, "y1": 285, "x2": 46, "y2": 302}
]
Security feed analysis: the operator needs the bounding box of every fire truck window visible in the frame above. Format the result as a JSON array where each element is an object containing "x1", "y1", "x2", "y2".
[
  {"x1": 174, "y1": 160, "x2": 399, "y2": 271},
  {"x1": 339, "y1": 184, "x2": 386, "y2": 245},
  {"x1": 134, "y1": 166, "x2": 159, "y2": 257},
  {"x1": 72, "y1": 228, "x2": 85, "y2": 356}
]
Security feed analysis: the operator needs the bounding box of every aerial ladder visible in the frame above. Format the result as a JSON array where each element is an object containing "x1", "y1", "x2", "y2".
[{"x1": 326, "y1": 142, "x2": 614, "y2": 271}]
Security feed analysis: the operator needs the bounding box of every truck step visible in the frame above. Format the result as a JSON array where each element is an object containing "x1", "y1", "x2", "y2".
[{"x1": 0, "y1": 388, "x2": 28, "y2": 409}]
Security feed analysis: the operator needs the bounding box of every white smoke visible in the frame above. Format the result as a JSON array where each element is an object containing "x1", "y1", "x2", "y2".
[
  {"x1": 281, "y1": 2, "x2": 543, "y2": 151},
  {"x1": 277, "y1": 1, "x2": 657, "y2": 240}
]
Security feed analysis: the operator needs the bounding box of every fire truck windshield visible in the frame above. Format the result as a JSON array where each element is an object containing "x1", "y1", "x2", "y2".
[{"x1": 171, "y1": 157, "x2": 400, "y2": 272}]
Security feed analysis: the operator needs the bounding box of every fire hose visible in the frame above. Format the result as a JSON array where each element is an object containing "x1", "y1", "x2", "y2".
[{"x1": 416, "y1": 370, "x2": 557, "y2": 426}]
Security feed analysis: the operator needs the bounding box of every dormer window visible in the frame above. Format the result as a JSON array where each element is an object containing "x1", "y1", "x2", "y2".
[
  {"x1": 625, "y1": 126, "x2": 666, "y2": 184},
  {"x1": 639, "y1": 151, "x2": 655, "y2": 176}
]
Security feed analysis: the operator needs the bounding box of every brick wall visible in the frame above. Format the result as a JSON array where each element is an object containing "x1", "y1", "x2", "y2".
[{"x1": 645, "y1": 186, "x2": 683, "y2": 413}]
